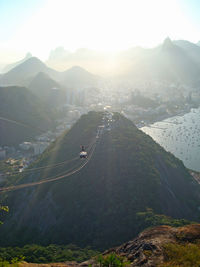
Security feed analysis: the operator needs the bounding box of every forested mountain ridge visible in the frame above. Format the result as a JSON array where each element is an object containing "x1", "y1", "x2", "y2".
[{"x1": 0, "y1": 111, "x2": 199, "y2": 249}]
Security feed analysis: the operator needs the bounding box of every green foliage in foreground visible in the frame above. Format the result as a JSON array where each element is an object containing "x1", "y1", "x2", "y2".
[
  {"x1": 96, "y1": 253, "x2": 130, "y2": 267},
  {"x1": 0, "y1": 244, "x2": 98, "y2": 264},
  {"x1": 161, "y1": 242, "x2": 200, "y2": 267},
  {"x1": 0, "y1": 256, "x2": 24, "y2": 267},
  {"x1": 136, "y1": 208, "x2": 193, "y2": 229}
]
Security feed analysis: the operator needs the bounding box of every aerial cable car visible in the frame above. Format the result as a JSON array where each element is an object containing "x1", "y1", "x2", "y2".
[{"x1": 80, "y1": 145, "x2": 87, "y2": 159}]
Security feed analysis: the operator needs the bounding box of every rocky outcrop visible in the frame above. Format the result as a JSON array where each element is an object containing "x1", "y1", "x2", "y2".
[{"x1": 102, "y1": 224, "x2": 200, "y2": 266}]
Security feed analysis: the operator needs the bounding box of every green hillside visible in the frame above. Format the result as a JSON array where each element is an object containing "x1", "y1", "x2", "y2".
[
  {"x1": 0, "y1": 86, "x2": 54, "y2": 145},
  {"x1": 0, "y1": 111, "x2": 200, "y2": 249}
]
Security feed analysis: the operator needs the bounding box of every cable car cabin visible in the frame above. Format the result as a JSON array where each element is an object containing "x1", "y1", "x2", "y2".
[
  {"x1": 80, "y1": 146, "x2": 87, "y2": 158},
  {"x1": 80, "y1": 151, "x2": 87, "y2": 158}
]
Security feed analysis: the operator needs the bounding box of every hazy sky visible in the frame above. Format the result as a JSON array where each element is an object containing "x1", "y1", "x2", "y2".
[{"x1": 0, "y1": 0, "x2": 199, "y2": 63}]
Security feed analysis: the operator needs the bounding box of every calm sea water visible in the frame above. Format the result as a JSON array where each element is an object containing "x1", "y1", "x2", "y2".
[{"x1": 141, "y1": 108, "x2": 200, "y2": 171}]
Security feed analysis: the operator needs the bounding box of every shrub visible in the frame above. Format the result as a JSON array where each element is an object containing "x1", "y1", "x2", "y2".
[
  {"x1": 161, "y1": 242, "x2": 200, "y2": 267},
  {"x1": 96, "y1": 253, "x2": 130, "y2": 267}
]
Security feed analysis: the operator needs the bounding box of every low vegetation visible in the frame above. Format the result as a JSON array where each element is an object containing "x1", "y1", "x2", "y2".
[
  {"x1": 0, "y1": 256, "x2": 24, "y2": 267},
  {"x1": 96, "y1": 253, "x2": 130, "y2": 267},
  {"x1": 136, "y1": 208, "x2": 193, "y2": 229},
  {"x1": 161, "y1": 242, "x2": 200, "y2": 267},
  {"x1": 0, "y1": 244, "x2": 98, "y2": 264}
]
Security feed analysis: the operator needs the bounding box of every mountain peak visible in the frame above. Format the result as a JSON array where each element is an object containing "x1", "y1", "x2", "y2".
[
  {"x1": 2, "y1": 52, "x2": 33, "y2": 73},
  {"x1": 65, "y1": 65, "x2": 90, "y2": 74},
  {"x1": 24, "y1": 56, "x2": 46, "y2": 66},
  {"x1": 162, "y1": 37, "x2": 174, "y2": 49},
  {"x1": 25, "y1": 52, "x2": 32, "y2": 59},
  {"x1": 0, "y1": 57, "x2": 52, "y2": 86}
]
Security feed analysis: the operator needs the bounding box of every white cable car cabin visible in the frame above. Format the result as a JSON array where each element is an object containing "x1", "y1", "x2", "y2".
[
  {"x1": 80, "y1": 146, "x2": 87, "y2": 158},
  {"x1": 80, "y1": 151, "x2": 87, "y2": 158}
]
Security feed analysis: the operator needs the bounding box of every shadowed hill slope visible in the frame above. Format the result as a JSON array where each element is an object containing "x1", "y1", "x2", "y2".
[
  {"x1": 0, "y1": 112, "x2": 200, "y2": 249},
  {"x1": 29, "y1": 72, "x2": 66, "y2": 107},
  {"x1": 0, "y1": 86, "x2": 54, "y2": 146}
]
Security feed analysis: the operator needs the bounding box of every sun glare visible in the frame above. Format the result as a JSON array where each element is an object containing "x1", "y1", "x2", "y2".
[{"x1": 1, "y1": 0, "x2": 199, "y2": 60}]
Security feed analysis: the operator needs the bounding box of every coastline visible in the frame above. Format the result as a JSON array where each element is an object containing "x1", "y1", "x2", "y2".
[{"x1": 137, "y1": 106, "x2": 194, "y2": 128}]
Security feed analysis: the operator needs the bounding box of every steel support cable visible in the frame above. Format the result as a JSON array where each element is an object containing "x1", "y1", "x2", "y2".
[
  {"x1": 0, "y1": 139, "x2": 98, "y2": 193},
  {"x1": 0, "y1": 115, "x2": 103, "y2": 192},
  {"x1": 2, "y1": 156, "x2": 80, "y2": 177},
  {"x1": 1, "y1": 133, "x2": 97, "y2": 178},
  {"x1": 4, "y1": 137, "x2": 96, "y2": 176},
  {"x1": 0, "y1": 116, "x2": 45, "y2": 133},
  {"x1": 0, "y1": 115, "x2": 95, "y2": 175}
]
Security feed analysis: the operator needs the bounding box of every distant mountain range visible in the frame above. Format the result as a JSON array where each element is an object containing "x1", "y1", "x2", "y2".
[
  {"x1": 0, "y1": 57, "x2": 99, "y2": 89},
  {"x1": 1, "y1": 112, "x2": 199, "y2": 248},
  {"x1": 46, "y1": 38, "x2": 200, "y2": 85},
  {"x1": 0, "y1": 86, "x2": 54, "y2": 146},
  {"x1": 119, "y1": 38, "x2": 200, "y2": 85},
  {"x1": 1, "y1": 38, "x2": 200, "y2": 96},
  {"x1": 0, "y1": 57, "x2": 59, "y2": 87},
  {"x1": 0, "y1": 58, "x2": 99, "y2": 145}
]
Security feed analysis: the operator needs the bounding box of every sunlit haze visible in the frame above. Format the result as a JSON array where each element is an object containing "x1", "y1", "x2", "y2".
[
  {"x1": 2, "y1": 0, "x2": 200, "y2": 260},
  {"x1": 0, "y1": 0, "x2": 200, "y2": 64}
]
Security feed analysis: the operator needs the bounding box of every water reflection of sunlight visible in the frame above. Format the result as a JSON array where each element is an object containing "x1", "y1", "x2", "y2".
[{"x1": 141, "y1": 108, "x2": 200, "y2": 171}]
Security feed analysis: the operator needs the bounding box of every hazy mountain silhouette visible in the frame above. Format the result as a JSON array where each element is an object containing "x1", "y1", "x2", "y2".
[
  {"x1": 197, "y1": 41, "x2": 200, "y2": 47},
  {"x1": 61, "y1": 66, "x2": 99, "y2": 88},
  {"x1": 0, "y1": 57, "x2": 59, "y2": 86},
  {"x1": 46, "y1": 38, "x2": 200, "y2": 84},
  {"x1": 124, "y1": 37, "x2": 200, "y2": 85},
  {"x1": 174, "y1": 39, "x2": 200, "y2": 64},
  {"x1": 1, "y1": 38, "x2": 200, "y2": 88},
  {"x1": 29, "y1": 72, "x2": 66, "y2": 107},
  {"x1": 0, "y1": 57, "x2": 99, "y2": 89},
  {"x1": 2, "y1": 53, "x2": 32, "y2": 73}
]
